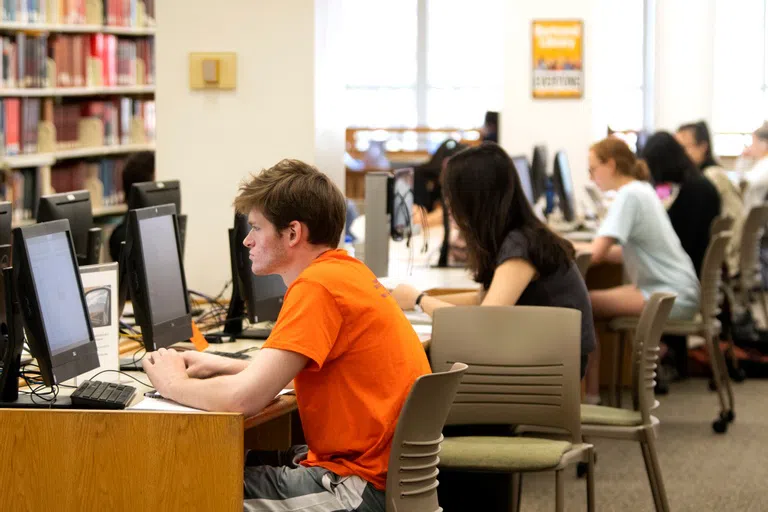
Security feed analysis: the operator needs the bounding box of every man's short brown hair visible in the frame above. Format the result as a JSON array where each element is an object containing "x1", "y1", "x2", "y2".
[{"x1": 234, "y1": 159, "x2": 346, "y2": 248}]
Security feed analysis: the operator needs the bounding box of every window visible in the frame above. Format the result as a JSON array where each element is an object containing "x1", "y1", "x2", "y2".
[
  {"x1": 341, "y1": 0, "x2": 418, "y2": 127},
  {"x1": 425, "y1": 0, "x2": 505, "y2": 128},
  {"x1": 342, "y1": 0, "x2": 504, "y2": 128},
  {"x1": 593, "y1": 0, "x2": 646, "y2": 132},
  {"x1": 712, "y1": 0, "x2": 766, "y2": 154}
]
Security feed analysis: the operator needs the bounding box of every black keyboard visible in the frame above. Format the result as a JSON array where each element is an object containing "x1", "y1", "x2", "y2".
[
  {"x1": 209, "y1": 350, "x2": 251, "y2": 360},
  {"x1": 70, "y1": 380, "x2": 137, "y2": 410}
]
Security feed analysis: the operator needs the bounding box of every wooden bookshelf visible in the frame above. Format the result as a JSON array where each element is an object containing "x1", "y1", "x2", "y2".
[
  {"x1": 2, "y1": 143, "x2": 155, "y2": 169},
  {"x1": 0, "y1": 85, "x2": 155, "y2": 97},
  {"x1": 0, "y1": 1, "x2": 156, "y2": 223},
  {"x1": 0, "y1": 22, "x2": 155, "y2": 36}
]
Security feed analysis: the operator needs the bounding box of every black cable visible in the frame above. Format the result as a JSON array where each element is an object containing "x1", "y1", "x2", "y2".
[{"x1": 87, "y1": 369, "x2": 151, "y2": 388}]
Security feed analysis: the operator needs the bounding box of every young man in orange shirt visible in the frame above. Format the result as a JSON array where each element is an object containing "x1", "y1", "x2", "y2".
[{"x1": 142, "y1": 159, "x2": 431, "y2": 511}]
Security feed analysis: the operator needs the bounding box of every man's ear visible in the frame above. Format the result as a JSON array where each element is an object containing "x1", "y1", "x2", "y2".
[{"x1": 287, "y1": 221, "x2": 303, "y2": 247}]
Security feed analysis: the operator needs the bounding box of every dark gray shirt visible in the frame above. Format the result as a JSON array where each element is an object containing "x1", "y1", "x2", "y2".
[{"x1": 495, "y1": 230, "x2": 596, "y2": 375}]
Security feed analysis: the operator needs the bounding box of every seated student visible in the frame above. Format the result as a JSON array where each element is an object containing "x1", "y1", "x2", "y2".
[
  {"x1": 739, "y1": 121, "x2": 768, "y2": 212},
  {"x1": 392, "y1": 143, "x2": 596, "y2": 378},
  {"x1": 412, "y1": 138, "x2": 467, "y2": 228},
  {"x1": 641, "y1": 131, "x2": 721, "y2": 277},
  {"x1": 580, "y1": 137, "x2": 700, "y2": 403},
  {"x1": 108, "y1": 151, "x2": 155, "y2": 262},
  {"x1": 676, "y1": 121, "x2": 744, "y2": 276},
  {"x1": 141, "y1": 159, "x2": 431, "y2": 511}
]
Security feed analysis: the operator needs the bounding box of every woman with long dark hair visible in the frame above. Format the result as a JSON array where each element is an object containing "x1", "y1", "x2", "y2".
[
  {"x1": 641, "y1": 131, "x2": 721, "y2": 276},
  {"x1": 676, "y1": 121, "x2": 743, "y2": 276},
  {"x1": 391, "y1": 142, "x2": 595, "y2": 376}
]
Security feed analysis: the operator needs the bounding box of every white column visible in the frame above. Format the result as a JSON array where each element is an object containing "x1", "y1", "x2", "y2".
[
  {"x1": 501, "y1": 0, "x2": 603, "y2": 213},
  {"x1": 653, "y1": 0, "x2": 717, "y2": 131},
  {"x1": 156, "y1": 0, "x2": 344, "y2": 295}
]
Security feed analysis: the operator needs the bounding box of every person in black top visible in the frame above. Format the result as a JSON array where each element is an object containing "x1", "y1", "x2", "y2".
[
  {"x1": 481, "y1": 111, "x2": 499, "y2": 143},
  {"x1": 108, "y1": 151, "x2": 155, "y2": 262},
  {"x1": 640, "y1": 131, "x2": 721, "y2": 276},
  {"x1": 392, "y1": 142, "x2": 595, "y2": 377}
]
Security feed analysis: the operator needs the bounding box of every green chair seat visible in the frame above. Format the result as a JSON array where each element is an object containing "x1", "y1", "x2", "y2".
[
  {"x1": 581, "y1": 404, "x2": 643, "y2": 426},
  {"x1": 439, "y1": 436, "x2": 572, "y2": 472}
]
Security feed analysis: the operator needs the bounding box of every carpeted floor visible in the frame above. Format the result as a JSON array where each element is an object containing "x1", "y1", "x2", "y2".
[{"x1": 518, "y1": 378, "x2": 767, "y2": 511}]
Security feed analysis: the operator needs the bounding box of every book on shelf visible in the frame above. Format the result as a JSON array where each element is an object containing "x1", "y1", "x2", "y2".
[
  {"x1": 0, "y1": 32, "x2": 154, "y2": 89},
  {"x1": 0, "y1": 95, "x2": 154, "y2": 155},
  {"x1": 2, "y1": 1, "x2": 155, "y2": 28},
  {"x1": 1, "y1": 155, "x2": 128, "y2": 222}
]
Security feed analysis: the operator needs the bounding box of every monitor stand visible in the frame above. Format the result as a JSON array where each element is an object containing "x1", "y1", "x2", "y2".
[{"x1": 222, "y1": 294, "x2": 271, "y2": 340}]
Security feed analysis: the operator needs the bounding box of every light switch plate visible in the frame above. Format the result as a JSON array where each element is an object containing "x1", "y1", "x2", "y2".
[{"x1": 189, "y1": 52, "x2": 236, "y2": 90}]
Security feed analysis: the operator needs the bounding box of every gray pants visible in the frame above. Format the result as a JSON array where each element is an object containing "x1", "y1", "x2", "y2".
[{"x1": 243, "y1": 445, "x2": 385, "y2": 512}]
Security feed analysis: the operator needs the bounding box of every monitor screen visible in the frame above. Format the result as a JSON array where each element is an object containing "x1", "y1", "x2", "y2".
[
  {"x1": 26, "y1": 231, "x2": 92, "y2": 356},
  {"x1": 554, "y1": 151, "x2": 576, "y2": 222},
  {"x1": 390, "y1": 168, "x2": 414, "y2": 241},
  {"x1": 512, "y1": 156, "x2": 535, "y2": 205},
  {"x1": 138, "y1": 214, "x2": 188, "y2": 324}
]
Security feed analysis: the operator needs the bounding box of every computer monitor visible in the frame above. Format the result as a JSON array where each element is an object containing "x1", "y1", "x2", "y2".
[
  {"x1": 531, "y1": 145, "x2": 549, "y2": 203},
  {"x1": 553, "y1": 150, "x2": 576, "y2": 222},
  {"x1": 389, "y1": 168, "x2": 414, "y2": 241},
  {"x1": 223, "y1": 213, "x2": 286, "y2": 338},
  {"x1": 511, "y1": 155, "x2": 535, "y2": 205},
  {"x1": 0, "y1": 201, "x2": 11, "y2": 246},
  {"x1": 10, "y1": 220, "x2": 99, "y2": 388},
  {"x1": 127, "y1": 181, "x2": 186, "y2": 254},
  {"x1": 125, "y1": 204, "x2": 192, "y2": 351},
  {"x1": 37, "y1": 191, "x2": 101, "y2": 266},
  {"x1": 128, "y1": 180, "x2": 181, "y2": 213}
]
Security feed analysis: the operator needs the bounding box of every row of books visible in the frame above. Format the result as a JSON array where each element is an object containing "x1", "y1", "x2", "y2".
[
  {"x1": 2, "y1": 0, "x2": 156, "y2": 27},
  {"x1": 0, "y1": 96, "x2": 155, "y2": 155},
  {"x1": 51, "y1": 157, "x2": 126, "y2": 205},
  {"x1": 0, "y1": 33, "x2": 154, "y2": 89},
  {"x1": 1, "y1": 156, "x2": 129, "y2": 221}
]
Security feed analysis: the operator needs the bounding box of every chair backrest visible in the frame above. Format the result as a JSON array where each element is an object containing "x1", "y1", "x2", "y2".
[
  {"x1": 385, "y1": 362, "x2": 468, "y2": 512},
  {"x1": 629, "y1": 293, "x2": 677, "y2": 424},
  {"x1": 739, "y1": 205, "x2": 768, "y2": 295},
  {"x1": 709, "y1": 214, "x2": 734, "y2": 238},
  {"x1": 699, "y1": 232, "x2": 732, "y2": 323},
  {"x1": 430, "y1": 306, "x2": 582, "y2": 444},
  {"x1": 575, "y1": 251, "x2": 592, "y2": 279}
]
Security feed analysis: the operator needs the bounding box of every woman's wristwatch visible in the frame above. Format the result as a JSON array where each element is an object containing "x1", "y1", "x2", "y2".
[{"x1": 414, "y1": 292, "x2": 427, "y2": 312}]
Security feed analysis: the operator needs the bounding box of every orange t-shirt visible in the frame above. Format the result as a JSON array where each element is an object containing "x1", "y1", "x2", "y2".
[{"x1": 263, "y1": 249, "x2": 431, "y2": 490}]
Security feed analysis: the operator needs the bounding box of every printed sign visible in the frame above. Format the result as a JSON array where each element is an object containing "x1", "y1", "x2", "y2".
[{"x1": 532, "y1": 20, "x2": 584, "y2": 99}]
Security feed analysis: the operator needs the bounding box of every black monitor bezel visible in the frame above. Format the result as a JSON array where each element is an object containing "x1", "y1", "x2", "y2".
[
  {"x1": 126, "y1": 204, "x2": 192, "y2": 351},
  {"x1": 36, "y1": 190, "x2": 94, "y2": 262},
  {"x1": 531, "y1": 145, "x2": 549, "y2": 203},
  {"x1": 553, "y1": 150, "x2": 576, "y2": 222},
  {"x1": 128, "y1": 180, "x2": 182, "y2": 214},
  {"x1": 12, "y1": 220, "x2": 99, "y2": 386},
  {"x1": 0, "y1": 201, "x2": 12, "y2": 246}
]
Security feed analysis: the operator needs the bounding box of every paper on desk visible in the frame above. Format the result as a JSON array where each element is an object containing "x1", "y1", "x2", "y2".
[
  {"x1": 129, "y1": 389, "x2": 295, "y2": 413},
  {"x1": 129, "y1": 397, "x2": 203, "y2": 413}
]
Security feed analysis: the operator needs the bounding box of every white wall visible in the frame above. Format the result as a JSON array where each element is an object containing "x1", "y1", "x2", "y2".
[
  {"x1": 653, "y1": 0, "x2": 716, "y2": 132},
  {"x1": 501, "y1": 0, "x2": 603, "y2": 214},
  {"x1": 157, "y1": 0, "x2": 344, "y2": 295}
]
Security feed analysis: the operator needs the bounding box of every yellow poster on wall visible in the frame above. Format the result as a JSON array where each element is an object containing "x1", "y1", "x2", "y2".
[{"x1": 532, "y1": 20, "x2": 584, "y2": 99}]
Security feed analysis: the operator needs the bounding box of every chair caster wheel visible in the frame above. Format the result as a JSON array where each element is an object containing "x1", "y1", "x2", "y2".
[
  {"x1": 723, "y1": 410, "x2": 735, "y2": 423},
  {"x1": 731, "y1": 368, "x2": 747, "y2": 382},
  {"x1": 712, "y1": 418, "x2": 728, "y2": 434},
  {"x1": 708, "y1": 379, "x2": 717, "y2": 391}
]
